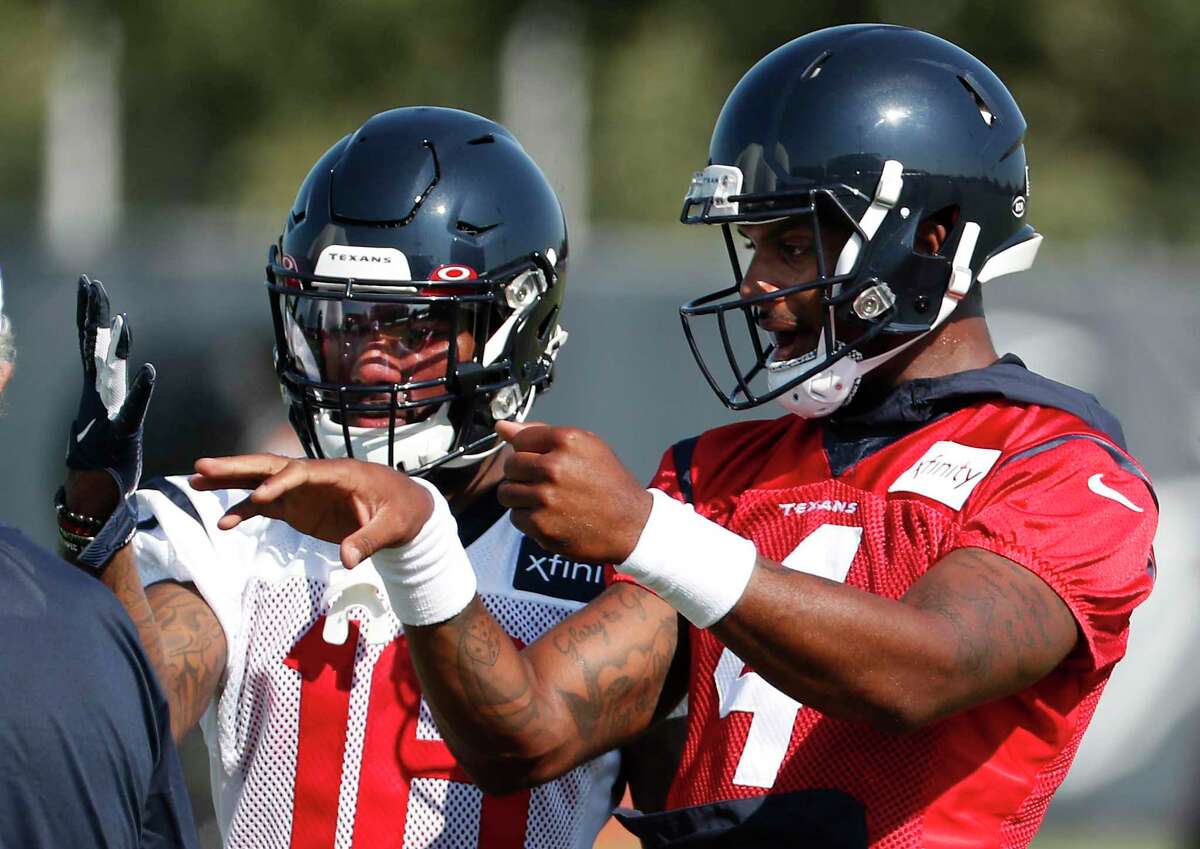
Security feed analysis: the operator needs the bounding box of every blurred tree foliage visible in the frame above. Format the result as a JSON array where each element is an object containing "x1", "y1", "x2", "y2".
[{"x1": 1, "y1": 0, "x2": 1196, "y2": 241}]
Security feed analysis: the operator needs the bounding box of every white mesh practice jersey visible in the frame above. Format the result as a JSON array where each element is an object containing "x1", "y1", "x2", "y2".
[{"x1": 132, "y1": 476, "x2": 621, "y2": 849}]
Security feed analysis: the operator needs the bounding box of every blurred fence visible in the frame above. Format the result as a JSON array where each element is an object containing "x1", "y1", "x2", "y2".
[{"x1": 1, "y1": 212, "x2": 1197, "y2": 846}]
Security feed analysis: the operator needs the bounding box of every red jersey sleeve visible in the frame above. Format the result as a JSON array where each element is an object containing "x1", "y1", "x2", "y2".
[
  {"x1": 954, "y1": 436, "x2": 1157, "y2": 671},
  {"x1": 646, "y1": 444, "x2": 689, "y2": 503},
  {"x1": 605, "y1": 445, "x2": 690, "y2": 587}
]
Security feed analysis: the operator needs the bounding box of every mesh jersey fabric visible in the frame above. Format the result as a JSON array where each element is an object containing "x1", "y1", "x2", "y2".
[
  {"x1": 616, "y1": 394, "x2": 1156, "y2": 849},
  {"x1": 131, "y1": 478, "x2": 620, "y2": 849}
]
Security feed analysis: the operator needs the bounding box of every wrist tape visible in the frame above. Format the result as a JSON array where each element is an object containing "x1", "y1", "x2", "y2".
[
  {"x1": 619, "y1": 488, "x2": 758, "y2": 628},
  {"x1": 371, "y1": 477, "x2": 477, "y2": 626}
]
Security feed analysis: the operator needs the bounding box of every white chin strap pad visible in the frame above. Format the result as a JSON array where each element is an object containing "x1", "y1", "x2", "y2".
[
  {"x1": 766, "y1": 344, "x2": 862, "y2": 419},
  {"x1": 314, "y1": 404, "x2": 456, "y2": 471}
]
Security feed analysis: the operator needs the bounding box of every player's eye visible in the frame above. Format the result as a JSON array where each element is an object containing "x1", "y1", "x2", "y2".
[{"x1": 782, "y1": 242, "x2": 814, "y2": 260}]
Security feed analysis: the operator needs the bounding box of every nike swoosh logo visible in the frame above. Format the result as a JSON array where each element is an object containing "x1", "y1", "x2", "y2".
[
  {"x1": 76, "y1": 418, "x2": 96, "y2": 442},
  {"x1": 1087, "y1": 473, "x2": 1144, "y2": 513}
]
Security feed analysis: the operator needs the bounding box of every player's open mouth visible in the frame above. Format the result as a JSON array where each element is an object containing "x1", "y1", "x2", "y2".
[
  {"x1": 771, "y1": 331, "x2": 803, "y2": 361},
  {"x1": 756, "y1": 308, "x2": 818, "y2": 362},
  {"x1": 766, "y1": 326, "x2": 820, "y2": 363}
]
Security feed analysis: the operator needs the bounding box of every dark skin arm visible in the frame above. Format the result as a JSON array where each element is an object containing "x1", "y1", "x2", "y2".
[
  {"x1": 190, "y1": 452, "x2": 688, "y2": 794},
  {"x1": 67, "y1": 470, "x2": 228, "y2": 743},
  {"x1": 190, "y1": 439, "x2": 1078, "y2": 791},
  {"x1": 715, "y1": 548, "x2": 1078, "y2": 731},
  {"x1": 496, "y1": 421, "x2": 1079, "y2": 734},
  {"x1": 405, "y1": 584, "x2": 686, "y2": 792}
]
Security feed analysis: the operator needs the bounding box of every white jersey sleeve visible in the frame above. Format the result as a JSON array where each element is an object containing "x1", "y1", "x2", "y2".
[{"x1": 132, "y1": 476, "x2": 266, "y2": 670}]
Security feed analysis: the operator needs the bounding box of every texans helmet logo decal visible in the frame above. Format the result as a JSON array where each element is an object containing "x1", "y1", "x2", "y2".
[{"x1": 429, "y1": 264, "x2": 478, "y2": 282}]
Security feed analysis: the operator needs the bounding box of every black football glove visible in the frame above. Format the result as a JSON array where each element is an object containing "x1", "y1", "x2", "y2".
[{"x1": 67, "y1": 275, "x2": 156, "y2": 568}]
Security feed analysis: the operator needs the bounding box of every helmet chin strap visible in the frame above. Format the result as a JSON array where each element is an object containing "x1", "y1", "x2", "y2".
[
  {"x1": 766, "y1": 343, "x2": 862, "y2": 418},
  {"x1": 314, "y1": 405, "x2": 457, "y2": 472},
  {"x1": 312, "y1": 380, "x2": 543, "y2": 473},
  {"x1": 765, "y1": 331, "x2": 934, "y2": 419}
]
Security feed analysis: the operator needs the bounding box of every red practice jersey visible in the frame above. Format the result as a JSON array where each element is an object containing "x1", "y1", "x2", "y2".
[{"x1": 618, "y1": 358, "x2": 1157, "y2": 849}]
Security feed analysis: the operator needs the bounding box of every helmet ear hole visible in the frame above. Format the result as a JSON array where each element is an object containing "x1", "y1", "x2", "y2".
[{"x1": 916, "y1": 206, "x2": 959, "y2": 256}]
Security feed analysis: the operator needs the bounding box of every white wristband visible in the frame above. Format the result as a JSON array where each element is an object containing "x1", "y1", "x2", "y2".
[
  {"x1": 619, "y1": 488, "x2": 758, "y2": 628},
  {"x1": 371, "y1": 477, "x2": 477, "y2": 626}
]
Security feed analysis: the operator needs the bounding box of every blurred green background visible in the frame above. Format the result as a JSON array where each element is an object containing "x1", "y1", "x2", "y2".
[
  {"x1": 1, "y1": 2, "x2": 1198, "y2": 848},
  {"x1": 2, "y1": 0, "x2": 1199, "y2": 241}
]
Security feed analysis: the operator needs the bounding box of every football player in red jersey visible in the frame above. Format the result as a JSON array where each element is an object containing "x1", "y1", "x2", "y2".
[
  {"x1": 193, "y1": 26, "x2": 1157, "y2": 849},
  {"x1": 58, "y1": 108, "x2": 665, "y2": 848}
]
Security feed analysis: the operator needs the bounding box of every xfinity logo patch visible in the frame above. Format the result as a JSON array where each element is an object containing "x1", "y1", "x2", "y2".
[
  {"x1": 513, "y1": 536, "x2": 605, "y2": 603},
  {"x1": 315, "y1": 245, "x2": 412, "y2": 282},
  {"x1": 887, "y1": 440, "x2": 1001, "y2": 510},
  {"x1": 779, "y1": 500, "x2": 858, "y2": 516}
]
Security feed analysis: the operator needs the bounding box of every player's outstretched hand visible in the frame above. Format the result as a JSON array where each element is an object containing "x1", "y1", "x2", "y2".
[
  {"x1": 66, "y1": 275, "x2": 157, "y2": 516},
  {"x1": 191, "y1": 454, "x2": 434, "y2": 568},
  {"x1": 495, "y1": 421, "x2": 653, "y2": 564}
]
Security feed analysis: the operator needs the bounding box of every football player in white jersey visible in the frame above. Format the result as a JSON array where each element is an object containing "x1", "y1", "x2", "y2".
[{"x1": 58, "y1": 107, "x2": 667, "y2": 849}]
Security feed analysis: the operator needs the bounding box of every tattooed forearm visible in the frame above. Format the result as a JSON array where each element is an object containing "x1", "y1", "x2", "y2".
[
  {"x1": 146, "y1": 581, "x2": 227, "y2": 742},
  {"x1": 448, "y1": 584, "x2": 679, "y2": 756},
  {"x1": 95, "y1": 547, "x2": 226, "y2": 742},
  {"x1": 550, "y1": 585, "x2": 678, "y2": 745},
  {"x1": 99, "y1": 546, "x2": 168, "y2": 675},
  {"x1": 451, "y1": 605, "x2": 542, "y2": 734}
]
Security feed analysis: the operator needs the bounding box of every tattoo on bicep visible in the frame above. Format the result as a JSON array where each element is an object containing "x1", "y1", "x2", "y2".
[
  {"x1": 906, "y1": 549, "x2": 1075, "y2": 683},
  {"x1": 150, "y1": 584, "x2": 226, "y2": 733}
]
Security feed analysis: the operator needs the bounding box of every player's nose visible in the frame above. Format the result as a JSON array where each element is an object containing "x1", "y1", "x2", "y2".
[{"x1": 738, "y1": 256, "x2": 784, "y2": 302}]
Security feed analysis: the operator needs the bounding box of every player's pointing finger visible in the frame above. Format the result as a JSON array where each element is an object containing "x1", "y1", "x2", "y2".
[{"x1": 495, "y1": 420, "x2": 561, "y2": 453}]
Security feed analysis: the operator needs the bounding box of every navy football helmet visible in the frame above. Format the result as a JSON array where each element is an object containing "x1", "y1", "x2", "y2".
[
  {"x1": 679, "y1": 24, "x2": 1041, "y2": 417},
  {"x1": 267, "y1": 107, "x2": 568, "y2": 473}
]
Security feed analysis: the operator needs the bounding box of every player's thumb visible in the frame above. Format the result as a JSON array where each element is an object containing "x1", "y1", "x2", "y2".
[
  {"x1": 495, "y1": 419, "x2": 545, "y2": 444},
  {"x1": 341, "y1": 524, "x2": 382, "y2": 569}
]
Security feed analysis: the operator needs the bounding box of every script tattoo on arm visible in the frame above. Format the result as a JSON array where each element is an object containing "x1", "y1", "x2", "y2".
[
  {"x1": 551, "y1": 584, "x2": 680, "y2": 747},
  {"x1": 453, "y1": 583, "x2": 682, "y2": 761},
  {"x1": 903, "y1": 546, "x2": 1078, "y2": 706},
  {"x1": 146, "y1": 581, "x2": 228, "y2": 742}
]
